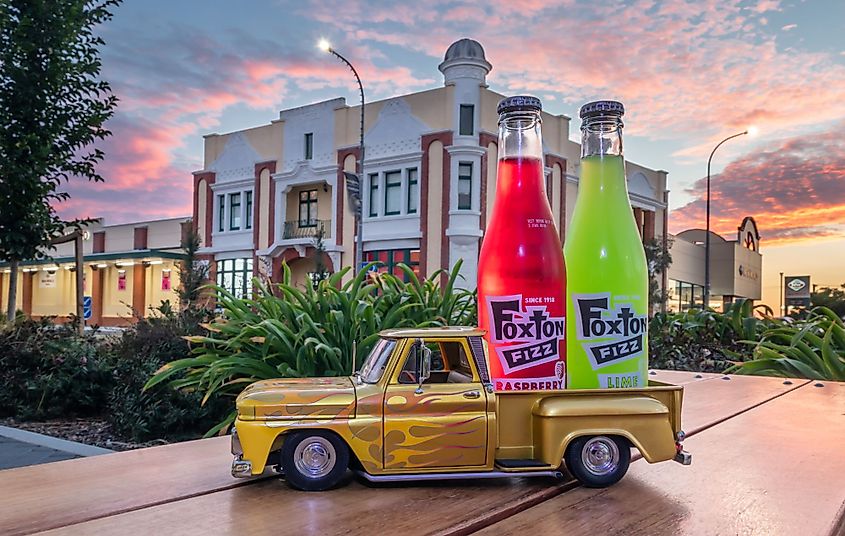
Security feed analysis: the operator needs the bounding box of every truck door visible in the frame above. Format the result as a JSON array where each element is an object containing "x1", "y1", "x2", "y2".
[{"x1": 382, "y1": 338, "x2": 489, "y2": 470}]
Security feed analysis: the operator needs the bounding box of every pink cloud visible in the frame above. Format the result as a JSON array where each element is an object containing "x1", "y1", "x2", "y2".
[{"x1": 670, "y1": 124, "x2": 845, "y2": 245}]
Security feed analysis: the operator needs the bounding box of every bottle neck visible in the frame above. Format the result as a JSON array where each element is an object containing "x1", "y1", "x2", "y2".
[
  {"x1": 581, "y1": 114, "x2": 623, "y2": 159},
  {"x1": 498, "y1": 111, "x2": 544, "y2": 162}
]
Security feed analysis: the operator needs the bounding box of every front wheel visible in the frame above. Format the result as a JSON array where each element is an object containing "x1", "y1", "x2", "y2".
[
  {"x1": 564, "y1": 435, "x2": 630, "y2": 488},
  {"x1": 280, "y1": 431, "x2": 349, "y2": 491}
]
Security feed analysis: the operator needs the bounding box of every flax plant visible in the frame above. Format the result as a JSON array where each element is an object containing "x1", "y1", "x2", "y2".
[{"x1": 144, "y1": 261, "x2": 476, "y2": 435}]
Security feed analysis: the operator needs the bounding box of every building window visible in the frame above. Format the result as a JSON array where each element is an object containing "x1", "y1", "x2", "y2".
[
  {"x1": 458, "y1": 162, "x2": 472, "y2": 210},
  {"x1": 384, "y1": 170, "x2": 401, "y2": 216},
  {"x1": 229, "y1": 192, "x2": 241, "y2": 230},
  {"x1": 304, "y1": 133, "x2": 313, "y2": 160},
  {"x1": 299, "y1": 189, "x2": 318, "y2": 227},
  {"x1": 245, "y1": 191, "x2": 253, "y2": 230},
  {"x1": 217, "y1": 194, "x2": 225, "y2": 232},
  {"x1": 459, "y1": 104, "x2": 474, "y2": 136},
  {"x1": 216, "y1": 258, "x2": 253, "y2": 299},
  {"x1": 368, "y1": 173, "x2": 379, "y2": 217},
  {"x1": 407, "y1": 168, "x2": 418, "y2": 214},
  {"x1": 364, "y1": 249, "x2": 421, "y2": 281}
]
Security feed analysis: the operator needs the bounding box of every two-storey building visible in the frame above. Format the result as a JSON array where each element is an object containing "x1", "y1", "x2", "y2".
[{"x1": 192, "y1": 39, "x2": 669, "y2": 295}]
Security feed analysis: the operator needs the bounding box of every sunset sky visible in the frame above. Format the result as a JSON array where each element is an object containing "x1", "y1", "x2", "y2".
[{"x1": 57, "y1": 0, "x2": 845, "y2": 310}]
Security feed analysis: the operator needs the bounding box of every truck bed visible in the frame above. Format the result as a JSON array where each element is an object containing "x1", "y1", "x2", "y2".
[{"x1": 494, "y1": 380, "x2": 683, "y2": 464}]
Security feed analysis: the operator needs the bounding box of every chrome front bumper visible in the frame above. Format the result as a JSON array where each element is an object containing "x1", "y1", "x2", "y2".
[{"x1": 231, "y1": 456, "x2": 252, "y2": 478}]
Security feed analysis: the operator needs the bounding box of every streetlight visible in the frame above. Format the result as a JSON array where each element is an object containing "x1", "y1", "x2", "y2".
[
  {"x1": 318, "y1": 38, "x2": 365, "y2": 275},
  {"x1": 703, "y1": 126, "x2": 756, "y2": 309}
]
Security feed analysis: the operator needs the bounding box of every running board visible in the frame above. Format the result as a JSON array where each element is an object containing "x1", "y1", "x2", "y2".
[{"x1": 356, "y1": 469, "x2": 564, "y2": 483}]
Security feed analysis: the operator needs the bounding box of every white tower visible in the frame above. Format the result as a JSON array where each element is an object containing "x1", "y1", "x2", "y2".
[{"x1": 439, "y1": 39, "x2": 492, "y2": 290}]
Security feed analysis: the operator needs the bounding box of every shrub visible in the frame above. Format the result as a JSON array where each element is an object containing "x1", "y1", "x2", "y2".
[
  {"x1": 0, "y1": 317, "x2": 113, "y2": 419},
  {"x1": 649, "y1": 299, "x2": 772, "y2": 373},
  {"x1": 147, "y1": 261, "x2": 477, "y2": 435},
  {"x1": 104, "y1": 304, "x2": 230, "y2": 442},
  {"x1": 728, "y1": 306, "x2": 845, "y2": 380}
]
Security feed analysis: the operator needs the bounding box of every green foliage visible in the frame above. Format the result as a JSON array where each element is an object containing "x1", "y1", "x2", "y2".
[
  {"x1": 177, "y1": 227, "x2": 211, "y2": 311},
  {"x1": 811, "y1": 284, "x2": 845, "y2": 318},
  {"x1": 104, "y1": 306, "x2": 230, "y2": 442},
  {"x1": 644, "y1": 237, "x2": 673, "y2": 313},
  {"x1": 649, "y1": 299, "x2": 772, "y2": 372},
  {"x1": 728, "y1": 307, "x2": 845, "y2": 381},
  {"x1": 0, "y1": 317, "x2": 113, "y2": 419},
  {"x1": 146, "y1": 260, "x2": 477, "y2": 435}
]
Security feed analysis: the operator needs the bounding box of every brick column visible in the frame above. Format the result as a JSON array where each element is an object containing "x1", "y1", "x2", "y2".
[
  {"x1": 91, "y1": 267, "x2": 104, "y2": 325},
  {"x1": 193, "y1": 171, "x2": 216, "y2": 248},
  {"x1": 22, "y1": 271, "x2": 33, "y2": 316},
  {"x1": 133, "y1": 226, "x2": 148, "y2": 250},
  {"x1": 643, "y1": 210, "x2": 655, "y2": 242},
  {"x1": 132, "y1": 265, "x2": 146, "y2": 317},
  {"x1": 632, "y1": 207, "x2": 644, "y2": 239}
]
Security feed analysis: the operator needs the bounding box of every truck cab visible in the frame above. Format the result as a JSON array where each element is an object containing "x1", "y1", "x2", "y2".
[{"x1": 232, "y1": 327, "x2": 689, "y2": 491}]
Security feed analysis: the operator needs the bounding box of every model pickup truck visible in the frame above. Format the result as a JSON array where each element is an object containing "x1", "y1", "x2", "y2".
[{"x1": 231, "y1": 326, "x2": 690, "y2": 491}]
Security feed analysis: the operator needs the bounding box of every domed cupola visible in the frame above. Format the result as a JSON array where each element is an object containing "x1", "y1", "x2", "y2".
[{"x1": 438, "y1": 38, "x2": 492, "y2": 86}]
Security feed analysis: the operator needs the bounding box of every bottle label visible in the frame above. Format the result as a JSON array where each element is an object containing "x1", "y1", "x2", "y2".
[
  {"x1": 572, "y1": 292, "x2": 647, "y2": 370},
  {"x1": 487, "y1": 294, "x2": 566, "y2": 374}
]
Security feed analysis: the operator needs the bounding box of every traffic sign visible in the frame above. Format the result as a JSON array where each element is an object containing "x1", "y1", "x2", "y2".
[{"x1": 82, "y1": 296, "x2": 92, "y2": 320}]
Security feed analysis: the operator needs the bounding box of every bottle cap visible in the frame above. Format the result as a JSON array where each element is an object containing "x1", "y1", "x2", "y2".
[
  {"x1": 579, "y1": 100, "x2": 625, "y2": 119},
  {"x1": 497, "y1": 95, "x2": 542, "y2": 115}
]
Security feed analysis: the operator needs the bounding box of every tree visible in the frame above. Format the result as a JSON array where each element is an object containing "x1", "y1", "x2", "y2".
[
  {"x1": 811, "y1": 284, "x2": 845, "y2": 318},
  {"x1": 176, "y1": 226, "x2": 210, "y2": 311},
  {"x1": 644, "y1": 237, "x2": 673, "y2": 314},
  {"x1": 309, "y1": 224, "x2": 331, "y2": 289},
  {"x1": 0, "y1": 0, "x2": 120, "y2": 320}
]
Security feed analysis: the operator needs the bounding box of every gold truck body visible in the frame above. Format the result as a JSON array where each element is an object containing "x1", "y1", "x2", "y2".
[{"x1": 232, "y1": 327, "x2": 688, "y2": 489}]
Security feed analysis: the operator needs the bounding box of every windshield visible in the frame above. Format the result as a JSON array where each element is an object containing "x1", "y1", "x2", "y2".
[{"x1": 359, "y1": 338, "x2": 397, "y2": 384}]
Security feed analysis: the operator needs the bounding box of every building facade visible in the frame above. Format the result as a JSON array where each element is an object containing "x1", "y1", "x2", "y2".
[
  {"x1": 192, "y1": 39, "x2": 669, "y2": 294},
  {"x1": 667, "y1": 216, "x2": 762, "y2": 312},
  {"x1": 0, "y1": 217, "x2": 189, "y2": 325}
]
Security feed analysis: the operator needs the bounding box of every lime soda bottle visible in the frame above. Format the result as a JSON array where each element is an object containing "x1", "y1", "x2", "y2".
[{"x1": 565, "y1": 101, "x2": 648, "y2": 389}]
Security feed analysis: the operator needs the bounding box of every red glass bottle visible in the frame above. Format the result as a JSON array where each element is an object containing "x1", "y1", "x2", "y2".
[{"x1": 477, "y1": 96, "x2": 567, "y2": 391}]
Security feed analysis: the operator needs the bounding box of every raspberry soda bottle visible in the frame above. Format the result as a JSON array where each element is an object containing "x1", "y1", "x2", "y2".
[
  {"x1": 565, "y1": 101, "x2": 649, "y2": 389},
  {"x1": 478, "y1": 96, "x2": 567, "y2": 392}
]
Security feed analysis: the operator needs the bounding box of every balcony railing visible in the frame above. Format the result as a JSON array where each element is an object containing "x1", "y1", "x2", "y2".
[{"x1": 282, "y1": 219, "x2": 330, "y2": 240}]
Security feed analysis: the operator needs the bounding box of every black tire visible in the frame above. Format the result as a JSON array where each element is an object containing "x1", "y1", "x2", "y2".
[
  {"x1": 280, "y1": 430, "x2": 350, "y2": 491},
  {"x1": 564, "y1": 435, "x2": 630, "y2": 488}
]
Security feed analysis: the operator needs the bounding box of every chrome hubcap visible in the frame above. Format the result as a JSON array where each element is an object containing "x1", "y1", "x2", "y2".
[
  {"x1": 293, "y1": 437, "x2": 336, "y2": 478},
  {"x1": 581, "y1": 437, "x2": 619, "y2": 476}
]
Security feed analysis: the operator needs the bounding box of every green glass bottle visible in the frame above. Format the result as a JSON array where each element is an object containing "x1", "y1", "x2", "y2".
[{"x1": 565, "y1": 101, "x2": 649, "y2": 389}]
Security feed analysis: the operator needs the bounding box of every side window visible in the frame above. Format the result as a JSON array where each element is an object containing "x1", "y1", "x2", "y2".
[{"x1": 397, "y1": 340, "x2": 475, "y2": 384}]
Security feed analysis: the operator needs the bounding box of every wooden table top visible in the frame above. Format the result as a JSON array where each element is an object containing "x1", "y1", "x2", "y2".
[{"x1": 1, "y1": 371, "x2": 840, "y2": 536}]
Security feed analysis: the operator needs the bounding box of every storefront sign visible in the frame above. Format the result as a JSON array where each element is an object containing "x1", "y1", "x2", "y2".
[
  {"x1": 738, "y1": 264, "x2": 759, "y2": 280},
  {"x1": 39, "y1": 271, "x2": 57, "y2": 288},
  {"x1": 161, "y1": 269, "x2": 171, "y2": 291},
  {"x1": 785, "y1": 275, "x2": 811, "y2": 307},
  {"x1": 118, "y1": 270, "x2": 127, "y2": 291}
]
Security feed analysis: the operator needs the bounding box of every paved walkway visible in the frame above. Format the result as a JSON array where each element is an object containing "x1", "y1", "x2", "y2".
[
  {"x1": 0, "y1": 426, "x2": 112, "y2": 471},
  {"x1": 0, "y1": 436, "x2": 80, "y2": 470}
]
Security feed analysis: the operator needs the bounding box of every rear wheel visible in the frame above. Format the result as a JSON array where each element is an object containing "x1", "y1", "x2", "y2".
[
  {"x1": 280, "y1": 431, "x2": 349, "y2": 491},
  {"x1": 565, "y1": 435, "x2": 630, "y2": 488}
]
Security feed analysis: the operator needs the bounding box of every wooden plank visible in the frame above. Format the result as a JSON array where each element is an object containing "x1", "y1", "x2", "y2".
[
  {"x1": 23, "y1": 374, "x2": 805, "y2": 535},
  {"x1": 37, "y1": 475, "x2": 576, "y2": 536},
  {"x1": 648, "y1": 370, "x2": 720, "y2": 385},
  {"x1": 677, "y1": 374, "x2": 807, "y2": 434},
  {"x1": 0, "y1": 436, "x2": 265, "y2": 536},
  {"x1": 475, "y1": 381, "x2": 845, "y2": 536}
]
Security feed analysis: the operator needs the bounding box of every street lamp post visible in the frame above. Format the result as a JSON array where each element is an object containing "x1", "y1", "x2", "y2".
[
  {"x1": 319, "y1": 39, "x2": 365, "y2": 275},
  {"x1": 704, "y1": 127, "x2": 756, "y2": 309}
]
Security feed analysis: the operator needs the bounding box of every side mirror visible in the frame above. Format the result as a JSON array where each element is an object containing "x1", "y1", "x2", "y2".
[{"x1": 417, "y1": 341, "x2": 431, "y2": 391}]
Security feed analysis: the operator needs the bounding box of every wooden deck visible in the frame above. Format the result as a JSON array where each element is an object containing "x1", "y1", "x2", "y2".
[{"x1": 1, "y1": 371, "x2": 842, "y2": 536}]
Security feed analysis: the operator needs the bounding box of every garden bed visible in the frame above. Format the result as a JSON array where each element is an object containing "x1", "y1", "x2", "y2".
[{"x1": 0, "y1": 417, "x2": 169, "y2": 451}]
